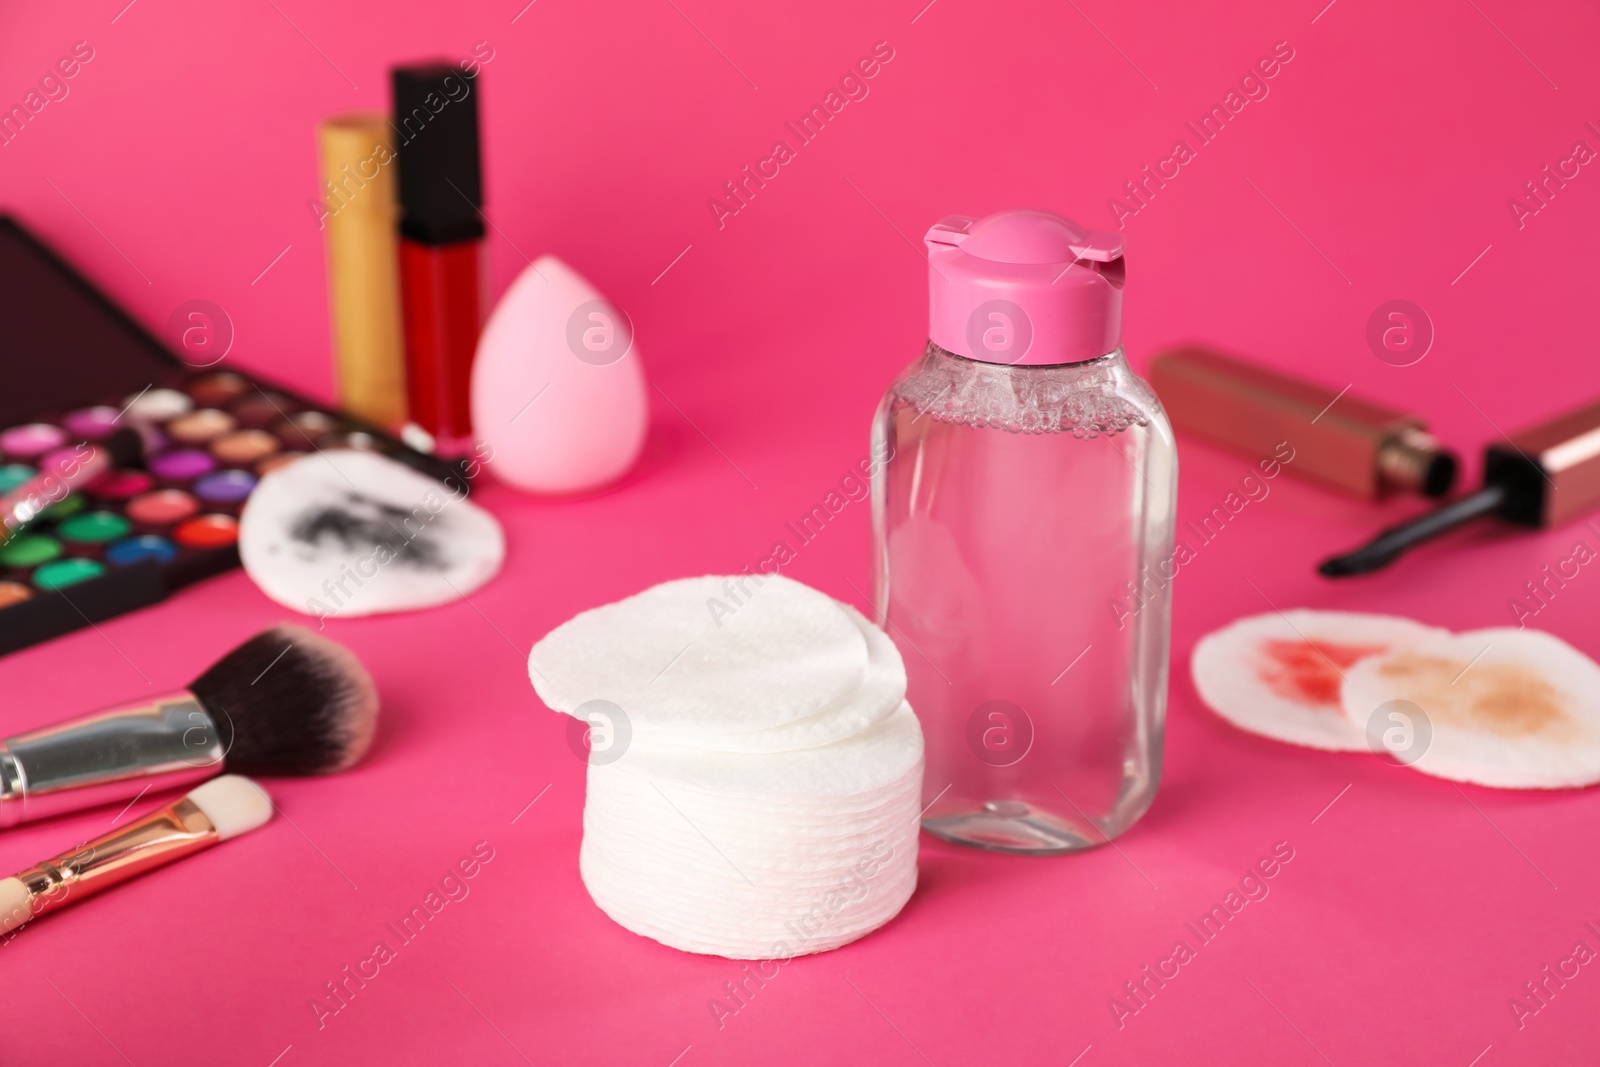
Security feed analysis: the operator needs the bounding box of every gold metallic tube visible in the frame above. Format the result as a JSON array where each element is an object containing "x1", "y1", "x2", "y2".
[
  {"x1": 319, "y1": 112, "x2": 408, "y2": 428},
  {"x1": 1150, "y1": 345, "x2": 1458, "y2": 499},
  {"x1": 0, "y1": 797, "x2": 217, "y2": 934}
]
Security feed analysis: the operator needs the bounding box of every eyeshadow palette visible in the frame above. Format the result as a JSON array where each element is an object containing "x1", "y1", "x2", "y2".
[{"x1": 0, "y1": 216, "x2": 465, "y2": 656}]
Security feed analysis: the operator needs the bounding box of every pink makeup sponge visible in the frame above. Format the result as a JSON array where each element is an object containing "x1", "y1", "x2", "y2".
[{"x1": 471, "y1": 255, "x2": 648, "y2": 494}]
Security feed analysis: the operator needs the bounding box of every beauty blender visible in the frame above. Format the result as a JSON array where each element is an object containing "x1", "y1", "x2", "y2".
[
  {"x1": 239, "y1": 450, "x2": 503, "y2": 618},
  {"x1": 471, "y1": 255, "x2": 648, "y2": 495},
  {"x1": 1341, "y1": 628, "x2": 1600, "y2": 789},
  {"x1": 1192, "y1": 609, "x2": 1446, "y2": 751},
  {"x1": 529, "y1": 575, "x2": 924, "y2": 959}
]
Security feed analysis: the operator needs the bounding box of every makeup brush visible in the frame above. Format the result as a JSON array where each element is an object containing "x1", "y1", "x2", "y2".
[
  {"x1": 0, "y1": 427, "x2": 146, "y2": 546},
  {"x1": 0, "y1": 775, "x2": 272, "y2": 934},
  {"x1": 1320, "y1": 396, "x2": 1600, "y2": 577},
  {"x1": 0, "y1": 624, "x2": 377, "y2": 827}
]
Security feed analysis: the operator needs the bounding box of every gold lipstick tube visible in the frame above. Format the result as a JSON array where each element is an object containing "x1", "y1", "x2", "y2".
[
  {"x1": 319, "y1": 112, "x2": 408, "y2": 428},
  {"x1": 0, "y1": 796, "x2": 217, "y2": 934},
  {"x1": 1150, "y1": 345, "x2": 1458, "y2": 498}
]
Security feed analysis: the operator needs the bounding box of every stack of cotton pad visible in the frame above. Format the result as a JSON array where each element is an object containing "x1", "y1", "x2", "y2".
[{"x1": 530, "y1": 575, "x2": 923, "y2": 958}]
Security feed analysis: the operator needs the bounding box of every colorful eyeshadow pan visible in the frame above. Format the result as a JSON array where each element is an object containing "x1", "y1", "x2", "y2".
[
  {"x1": 149, "y1": 449, "x2": 218, "y2": 480},
  {"x1": 256, "y1": 453, "x2": 300, "y2": 476},
  {"x1": 230, "y1": 395, "x2": 290, "y2": 429},
  {"x1": 0, "y1": 464, "x2": 35, "y2": 493},
  {"x1": 58, "y1": 511, "x2": 132, "y2": 543},
  {"x1": 41, "y1": 447, "x2": 89, "y2": 477},
  {"x1": 0, "y1": 535, "x2": 63, "y2": 567},
  {"x1": 105, "y1": 535, "x2": 178, "y2": 566},
  {"x1": 62, "y1": 406, "x2": 122, "y2": 440},
  {"x1": 126, "y1": 489, "x2": 200, "y2": 525},
  {"x1": 187, "y1": 372, "x2": 249, "y2": 406},
  {"x1": 88, "y1": 469, "x2": 153, "y2": 501},
  {"x1": 275, "y1": 411, "x2": 339, "y2": 449},
  {"x1": 124, "y1": 387, "x2": 193, "y2": 421},
  {"x1": 211, "y1": 429, "x2": 279, "y2": 464},
  {"x1": 1, "y1": 423, "x2": 67, "y2": 459},
  {"x1": 0, "y1": 581, "x2": 32, "y2": 607},
  {"x1": 193, "y1": 470, "x2": 257, "y2": 504},
  {"x1": 32, "y1": 558, "x2": 105, "y2": 589},
  {"x1": 167, "y1": 409, "x2": 237, "y2": 443},
  {"x1": 174, "y1": 514, "x2": 238, "y2": 547},
  {"x1": 39, "y1": 493, "x2": 85, "y2": 521}
]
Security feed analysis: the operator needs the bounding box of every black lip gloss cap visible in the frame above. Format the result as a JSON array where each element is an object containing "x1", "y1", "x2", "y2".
[{"x1": 391, "y1": 62, "x2": 486, "y2": 246}]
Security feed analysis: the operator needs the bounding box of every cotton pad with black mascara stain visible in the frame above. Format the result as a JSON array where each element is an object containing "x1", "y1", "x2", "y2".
[{"x1": 239, "y1": 450, "x2": 504, "y2": 618}]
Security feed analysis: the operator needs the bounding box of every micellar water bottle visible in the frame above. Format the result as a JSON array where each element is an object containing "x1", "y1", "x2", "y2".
[{"x1": 870, "y1": 209, "x2": 1177, "y2": 854}]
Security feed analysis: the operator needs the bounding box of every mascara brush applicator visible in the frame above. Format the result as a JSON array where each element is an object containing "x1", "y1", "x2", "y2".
[
  {"x1": 0, "y1": 775, "x2": 272, "y2": 934},
  {"x1": 1321, "y1": 396, "x2": 1600, "y2": 577},
  {"x1": 0, "y1": 625, "x2": 377, "y2": 827}
]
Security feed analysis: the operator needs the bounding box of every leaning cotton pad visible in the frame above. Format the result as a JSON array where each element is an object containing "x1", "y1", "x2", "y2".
[
  {"x1": 530, "y1": 575, "x2": 870, "y2": 735},
  {"x1": 239, "y1": 450, "x2": 504, "y2": 618},
  {"x1": 1341, "y1": 628, "x2": 1600, "y2": 789},
  {"x1": 530, "y1": 576, "x2": 924, "y2": 959},
  {"x1": 649, "y1": 604, "x2": 907, "y2": 753},
  {"x1": 1192, "y1": 609, "x2": 1446, "y2": 751}
]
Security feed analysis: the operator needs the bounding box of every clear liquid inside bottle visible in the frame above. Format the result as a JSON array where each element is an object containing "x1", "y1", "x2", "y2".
[{"x1": 872, "y1": 342, "x2": 1177, "y2": 853}]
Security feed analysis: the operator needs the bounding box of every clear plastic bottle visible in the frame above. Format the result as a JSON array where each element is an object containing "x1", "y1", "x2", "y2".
[{"x1": 871, "y1": 210, "x2": 1177, "y2": 854}]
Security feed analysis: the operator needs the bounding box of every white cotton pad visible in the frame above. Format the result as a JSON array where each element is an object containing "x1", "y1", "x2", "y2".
[
  {"x1": 579, "y1": 746, "x2": 922, "y2": 957},
  {"x1": 239, "y1": 450, "x2": 504, "y2": 618},
  {"x1": 1192, "y1": 610, "x2": 1446, "y2": 751},
  {"x1": 530, "y1": 575, "x2": 870, "y2": 736},
  {"x1": 614, "y1": 701, "x2": 924, "y2": 796},
  {"x1": 529, "y1": 576, "x2": 924, "y2": 959},
  {"x1": 1341, "y1": 628, "x2": 1600, "y2": 789},
  {"x1": 646, "y1": 604, "x2": 907, "y2": 753}
]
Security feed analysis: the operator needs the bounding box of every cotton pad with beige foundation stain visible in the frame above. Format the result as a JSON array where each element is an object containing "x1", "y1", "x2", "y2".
[
  {"x1": 1192, "y1": 610, "x2": 1447, "y2": 751},
  {"x1": 1341, "y1": 628, "x2": 1600, "y2": 789}
]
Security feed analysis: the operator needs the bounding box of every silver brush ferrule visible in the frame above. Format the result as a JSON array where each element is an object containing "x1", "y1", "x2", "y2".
[{"x1": 0, "y1": 692, "x2": 224, "y2": 827}]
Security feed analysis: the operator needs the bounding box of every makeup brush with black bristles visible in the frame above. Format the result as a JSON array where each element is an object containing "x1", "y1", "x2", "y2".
[{"x1": 0, "y1": 624, "x2": 378, "y2": 828}]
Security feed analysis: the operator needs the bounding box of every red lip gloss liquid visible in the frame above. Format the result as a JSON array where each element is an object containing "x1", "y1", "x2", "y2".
[{"x1": 392, "y1": 62, "x2": 486, "y2": 451}]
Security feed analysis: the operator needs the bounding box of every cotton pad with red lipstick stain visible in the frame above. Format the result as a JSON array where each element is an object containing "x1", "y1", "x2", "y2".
[
  {"x1": 1341, "y1": 628, "x2": 1600, "y2": 789},
  {"x1": 1192, "y1": 610, "x2": 1447, "y2": 751}
]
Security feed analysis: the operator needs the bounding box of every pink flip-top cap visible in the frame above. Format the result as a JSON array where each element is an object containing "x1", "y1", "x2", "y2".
[{"x1": 926, "y1": 208, "x2": 1126, "y2": 366}]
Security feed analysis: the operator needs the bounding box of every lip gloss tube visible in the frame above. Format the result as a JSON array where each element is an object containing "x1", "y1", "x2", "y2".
[{"x1": 392, "y1": 62, "x2": 486, "y2": 452}]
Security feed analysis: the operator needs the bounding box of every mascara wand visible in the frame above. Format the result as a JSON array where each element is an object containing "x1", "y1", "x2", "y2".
[{"x1": 1319, "y1": 397, "x2": 1600, "y2": 578}]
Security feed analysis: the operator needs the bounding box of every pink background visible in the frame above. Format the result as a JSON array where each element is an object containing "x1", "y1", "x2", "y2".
[{"x1": 3, "y1": 0, "x2": 1598, "y2": 1063}]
